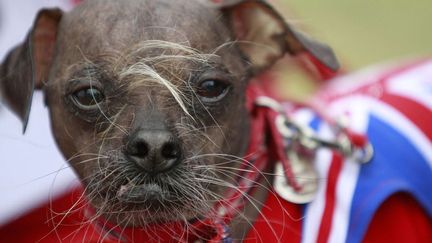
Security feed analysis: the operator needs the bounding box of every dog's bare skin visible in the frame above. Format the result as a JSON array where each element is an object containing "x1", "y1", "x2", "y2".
[{"x1": 0, "y1": 0, "x2": 337, "y2": 240}]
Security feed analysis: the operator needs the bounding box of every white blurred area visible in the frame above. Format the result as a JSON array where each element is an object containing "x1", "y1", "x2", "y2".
[{"x1": 0, "y1": 0, "x2": 79, "y2": 226}]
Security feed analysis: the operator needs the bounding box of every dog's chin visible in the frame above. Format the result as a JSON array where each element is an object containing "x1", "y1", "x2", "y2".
[
  {"x1": 77, "y1": 152, "x2": 223, "y2": 227},
  {"x1": 83, "y1": 162, "x2": 216, "y2": 227},
  {"x1": 89, "y1": 182, "x2": 210, "y2": 227},
  {"x1": 116, "y1": 182, "x2": 169, "y2": 205},
  {"x1": 114, "y1": 182, "x2": 185, "y2": 213}
]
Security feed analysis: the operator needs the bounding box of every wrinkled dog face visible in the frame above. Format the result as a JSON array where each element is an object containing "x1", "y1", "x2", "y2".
[
  {"x1": 1, "y1": 0, "x2": 337, "y2": 227},
  {"x1": 47, "y1": 0, "x2": 251, "y2": 225}
]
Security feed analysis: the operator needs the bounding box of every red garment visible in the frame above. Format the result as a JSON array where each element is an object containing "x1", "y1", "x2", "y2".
[{"x1": 1, "y1": 187, "x2": 430, "y2": 242}]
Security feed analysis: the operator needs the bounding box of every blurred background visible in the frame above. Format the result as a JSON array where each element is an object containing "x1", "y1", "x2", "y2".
[{"x1": 271, "y1": 0, "x2": 432, "y2": 99}]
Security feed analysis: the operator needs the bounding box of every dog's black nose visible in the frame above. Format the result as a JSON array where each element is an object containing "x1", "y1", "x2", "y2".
[{"x1": 125, "y1": 130, "x2": 181, "y2": 173}]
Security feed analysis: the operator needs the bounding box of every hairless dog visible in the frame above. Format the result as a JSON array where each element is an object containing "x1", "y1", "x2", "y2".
[{"x1": 1, "y1": 0, "x2": 431, "y2": 242}]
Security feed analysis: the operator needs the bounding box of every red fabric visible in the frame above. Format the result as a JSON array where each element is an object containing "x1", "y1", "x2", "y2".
[
  {"x1": 0, "y1": 188, "x2": 104, "y2": 242},
  {"x1": 243, "y1": 191, "x2": 303, "y2": 243},
  {"x1": 317, "y1": 59, "x2": 431, "y2": 103},
  {"x1": 316, "y1": 153, "x2": 343, "y2": 243},
  {"x1": 345, "y1": 130, "x2": 368, "y2": 148},
  {"x1": 302, "y1": 53, "x2": 340, "y2": 81},
  {"x1": 379, "y1": 93, "x2": 432, "y2": 142},
  {"x1": 0, "y1": 188, "x2": 212, "y2": 243},
  {"x1": 0, "y1": 186, "x2": 301, "y2": 243},
  {"x1": 1, "y1": 184, "x2": 432, "y2": 242},
  {"x1": 363, "y1": 193, "x2": 432, "y2": 243}
]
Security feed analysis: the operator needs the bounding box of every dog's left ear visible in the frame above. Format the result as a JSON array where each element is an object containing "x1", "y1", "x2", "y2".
[
  {"x1": 215, "y1": 0, "x2": 339, "y2": 75},
  {"x1": 0, "y1": 9, "x2": 62, "y2": 132}
]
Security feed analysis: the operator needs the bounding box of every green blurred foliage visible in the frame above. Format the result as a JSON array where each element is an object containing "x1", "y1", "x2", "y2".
[
  {"x1": 271, "y1": 0, "x2": 432, "y2": 99},
  {"x1": 279, "y1": 0, "x2": 432, "y2": 68}
]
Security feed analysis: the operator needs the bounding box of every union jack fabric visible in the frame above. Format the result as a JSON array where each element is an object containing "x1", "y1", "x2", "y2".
[
  {"x1": 247, "y1": 59, "x2": 432, "y2": 242},
  {"x1": 300, "y1": 59, "x2": 432, "y2": 243}
]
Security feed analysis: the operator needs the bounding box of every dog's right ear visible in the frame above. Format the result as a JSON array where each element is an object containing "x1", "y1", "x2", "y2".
[
  {"x1": 214, "y1": 0, "x2": 339, "y2": 78},
  {"x1": 0, "y1": 9, "x2": 62, "y2": 133}
]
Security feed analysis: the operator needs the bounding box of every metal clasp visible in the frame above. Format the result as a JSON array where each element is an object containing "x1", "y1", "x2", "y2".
[{"x1": 256, "y1": 96, "x2": 374, "y2": 164}]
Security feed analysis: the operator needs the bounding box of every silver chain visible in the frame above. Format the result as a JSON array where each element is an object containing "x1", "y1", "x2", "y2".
[{"x1": 255, "y1": 96, "x2": 373, "y2": 164}]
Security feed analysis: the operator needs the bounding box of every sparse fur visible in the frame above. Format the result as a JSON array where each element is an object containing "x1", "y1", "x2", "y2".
[{"x1": 0, "y1": 0, "x2": 338, "y2": 240}]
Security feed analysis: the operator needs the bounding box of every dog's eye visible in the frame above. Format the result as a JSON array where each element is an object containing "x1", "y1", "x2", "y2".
[
  {"x1": 197, "y1": 79, "x2": 230, "y2": 102},
  {"x1": 71, "y1": 87, "x2": 105, "y2": 108}
]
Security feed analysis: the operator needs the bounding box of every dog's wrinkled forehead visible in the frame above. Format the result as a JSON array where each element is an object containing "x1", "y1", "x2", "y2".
[
  {"x1": 57, "y1": 0, "x2": 230, "y2": 61},
  {"x1": 1, "y1": 0, "x2": 339, "y2": 130}
]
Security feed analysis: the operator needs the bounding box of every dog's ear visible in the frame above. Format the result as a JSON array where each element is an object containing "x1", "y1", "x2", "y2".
[
  {"x1": 0, "y1": 9, "x2": 62, "y2": 132},
  {"x1": 215, "y1": 0, "x2": 339, "y2": 75}
]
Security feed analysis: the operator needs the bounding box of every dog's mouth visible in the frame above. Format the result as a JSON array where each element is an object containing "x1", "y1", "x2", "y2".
[
  {"x1": 82, "y1": 154, "x2": 216, "y2": 225},
  {"x1": 115, "y1": 182, "x2": 173, "y2": 208},
  {"x1": 100, "y1": 172, "x2": 190, "y2": 212}
]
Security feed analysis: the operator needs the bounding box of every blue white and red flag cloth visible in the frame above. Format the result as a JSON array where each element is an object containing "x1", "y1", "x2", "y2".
[
  {"x1": 298, "y1": 59, "x2": 432, "y2": 243},
  {"x1": 243, "y1": 59, "x2": 432, "y2": 243}
]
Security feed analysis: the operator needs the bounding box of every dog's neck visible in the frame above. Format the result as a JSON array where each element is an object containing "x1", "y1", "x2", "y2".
[{"x1": 85, "y1": 174, "x2": 273, "y2": 242}]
